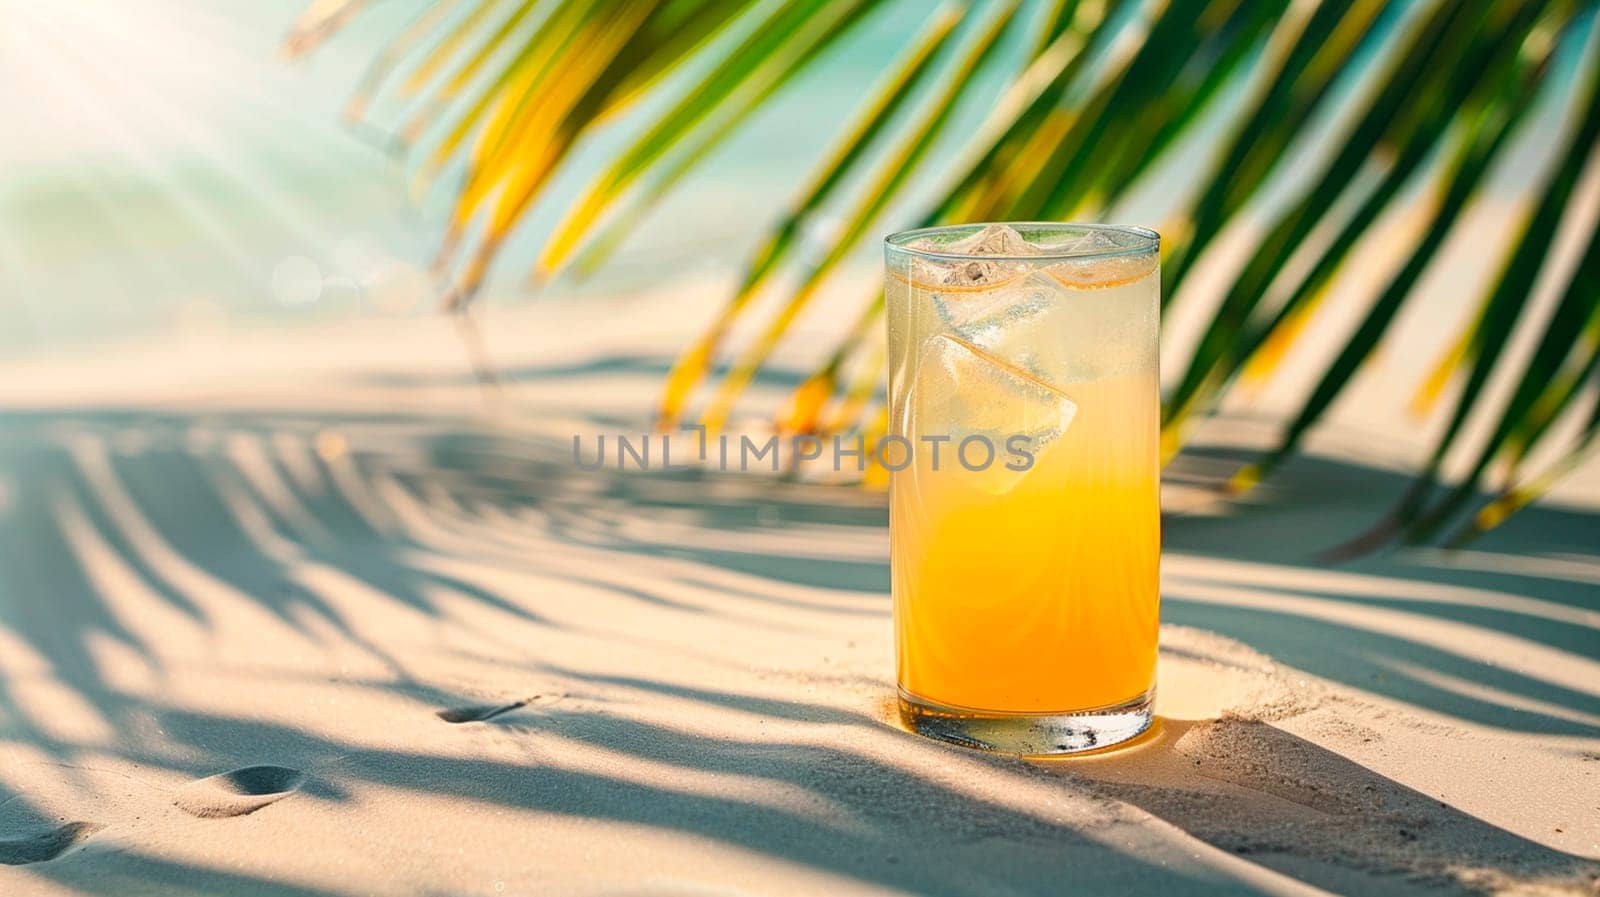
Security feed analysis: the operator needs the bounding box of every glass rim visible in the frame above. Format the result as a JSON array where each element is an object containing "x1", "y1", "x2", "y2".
[{"x1": 884, "y1": 222, "x2": 1160, "y2": 262}]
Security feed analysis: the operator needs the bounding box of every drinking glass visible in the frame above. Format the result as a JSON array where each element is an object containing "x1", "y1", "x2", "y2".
[{"x1": 883, "y1": 222, "x2": 1160, "y2": 755}]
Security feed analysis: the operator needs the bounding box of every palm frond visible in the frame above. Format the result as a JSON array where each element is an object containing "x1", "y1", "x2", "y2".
[
  {"x1": 697, "y1": 1, "x2": 1024, "y2": 430},
  {"x1": 1332, "y1": 19, "x2": 1600, "y2": 550},
  {"x1": 1396, "y1": 19, "x2": 1600, "y2": 537},
  {"x1": 398, "y1": 0, "x2": 499, "y2": 98},
  {"x1": 1163, "y1": 0, "x2": 1527, "y2": 435},
  {"x1": 531, "y1": 0, "x2": 876, "y2": 284},
  {"x1": 1446, "y1": 386, "x2": 1600, "y2": 547},
  {"x1": 1231, "y1": 18, "x2": 1566, "y2": 495},
  {"x1": 344, "y1": 0, "x2": 467, "y2": 124},
  {"x1": 393, "y1": 0, "x2": 540, "y2": 147},
  {"x1": 1404, "y1": 183, "x2": 1600, "y2": 541},
  {"x1": 297, "y1": 0, "x2": 1600, "y2": 547},
  {"x1": 651, "y1": 3, "x2": 974, "y2": 428},
  {"x1": 1160, "y1": 0, "x2": 1390, "y2": 294},
  {"x1": 929, "y1": 0, "x2": 1129, "y2": 223}
]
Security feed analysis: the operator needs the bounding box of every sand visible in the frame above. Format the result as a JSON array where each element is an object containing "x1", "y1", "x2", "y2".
[{"x1": 0, "y1": 286, "x2": 1597, "y2": 896}]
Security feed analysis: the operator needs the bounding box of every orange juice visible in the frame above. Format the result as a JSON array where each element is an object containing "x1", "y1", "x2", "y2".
[{"x1": 884, "y1": 223, "x2": 1160, "y2": 754}]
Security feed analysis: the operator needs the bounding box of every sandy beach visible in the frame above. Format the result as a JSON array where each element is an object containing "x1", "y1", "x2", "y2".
[
  {"x1": 4, "y1": 0, "x2": 1599, "y2": 891},
  {"x1": 0, "y1": 282, "x2": 1596, "y2": 897}
]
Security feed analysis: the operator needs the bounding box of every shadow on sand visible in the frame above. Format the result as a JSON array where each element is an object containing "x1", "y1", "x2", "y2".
[{"x1": 0, "y1": 404, "x2": 1596, "y2": 895}]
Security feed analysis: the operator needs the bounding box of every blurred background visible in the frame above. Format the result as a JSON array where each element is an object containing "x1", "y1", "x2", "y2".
[
  {"x1": 1, "y1": 0, "x2": 963, "y2": 349},
  {"x1": 3, "y1": 0, "x2": 1599, "y2": 545}
]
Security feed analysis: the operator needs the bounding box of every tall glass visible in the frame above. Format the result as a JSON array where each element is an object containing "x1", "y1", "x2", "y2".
[{"x1": 883, "y1": 223, "x2": 1160, "y2": 755}]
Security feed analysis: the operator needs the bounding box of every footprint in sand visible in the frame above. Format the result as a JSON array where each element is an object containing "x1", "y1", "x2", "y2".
[
  {"x1": 436, "y1": 700, "x2": 527, "y2": 724},
  {"x1": 174, "y1": 766, "x2": 305, "y2": 819},
  {"x1": 0, "y1": 821, "x2": 103, "y2": 865}
]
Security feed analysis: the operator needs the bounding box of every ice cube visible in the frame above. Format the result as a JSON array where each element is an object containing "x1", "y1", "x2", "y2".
[
  {"x1": 924, "y1": 258, "x2": 1008, "y2": 288},
  {"x1": 933, "y1": 270, "x2": 1059, "y2": 358},
  {"x1": 926, "y1": 259, "x2": 1156, "y2": 387},
  {"x1": 938, "y1": 268, "x2": 1148, "y2": 388},
  {"x1": 1033, "y1": 228, "x2": 1158, "y2": 289},
  {"x1": 903, "y1": 224, "x2": 1044, "y2": 288},
  {"x1": 909, "y1": 334, "x2": 1077, "y2": 494},
  {"x1": 946, "y1": 223, "x2": 1042, "y2": 257}
]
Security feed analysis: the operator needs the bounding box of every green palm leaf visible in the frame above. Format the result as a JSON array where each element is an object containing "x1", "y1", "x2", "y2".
[
  {"x1": 1160, "y1": 0, "x2": 1389, "y2": 296},
  {"x1": 1396, "y1": 18, "x2": 1600, "y2": 539},
  {"x1": 1232, "y1": 16, "x2": 1566, "y2": 497},
  {"x1": 647, "y1": 3, "x2": 974, "y2": 428},
  {"x1": 394, "y1": 0, "x2": 541, "y2": 148},
  {"x1": 568, "y1": 1, "x2": 964, "y2": 286},
  {"x1": 1446, "y1": 388, "x2": 1600, "y2": 547},
  {"x1": 531, "y1": 0, "x2": 877, "y2": 283},
  {"x1": 1162, "y1": 0, "x2": 1537, "y2": 435},
  {"x1": 1325, "y1": 20, "x2": 1600, "y2": 552},
  {"x1": 1404, "y1": 216, "x2": 1600, "y2": 541},
  {"x1": 698, "y1": 1, "x2": 1023, "y2": 430},
  {"x1": 297, "y1": 0, "x2": 1600, "y2": 546},
  {"x1": 924, "y1": 0, "x2": 1128, "y2": 224}
]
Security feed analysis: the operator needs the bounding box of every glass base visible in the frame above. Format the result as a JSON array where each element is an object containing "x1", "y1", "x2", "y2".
[{"x1": 898, "y1": 687, "x2": 1153, "y2": 756}]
